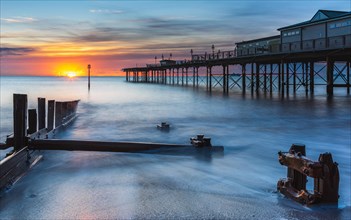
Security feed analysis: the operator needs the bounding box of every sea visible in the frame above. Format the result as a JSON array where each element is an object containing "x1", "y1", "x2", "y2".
[{"x1": 0, "y1": 76, "x2": 350, "y2": 219}]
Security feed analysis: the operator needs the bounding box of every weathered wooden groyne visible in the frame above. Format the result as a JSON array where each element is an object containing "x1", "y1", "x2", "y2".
[
  {"x1": 0, "y1": 94, "x2": 222, "y2": 191},
  {"x1": 0, "y1": 94, "x2": 79, "y2": 190}
]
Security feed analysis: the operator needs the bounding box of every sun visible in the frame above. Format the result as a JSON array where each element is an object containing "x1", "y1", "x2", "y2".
[{"x1": 66, "y1": 71, "x2": 77, "y2": 78}]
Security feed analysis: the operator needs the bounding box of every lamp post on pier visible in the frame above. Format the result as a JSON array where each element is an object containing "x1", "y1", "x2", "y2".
[{"x1": 88, "y1": 64, "x2": 91, "y2": 90}]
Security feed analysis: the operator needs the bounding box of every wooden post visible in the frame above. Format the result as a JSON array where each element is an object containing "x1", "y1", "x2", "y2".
[
  {"x1": 186, "y1": 68, "x2": 188, "y2": 86},
  {"x1": 264, "y1": 64, "x2": 267, "y2": 93},
  {"x1": 28, "y1": 109, "x2": 37, "y2": 135},
  {"x1": 242, "y1": 64, "x2": 246, "y2": 94},
  {"x1": 13, "y1": 94, "x2": 27, "y2": 151},
  {"x1": 47, "y1": 100, "x2": 55, "y2": 131},
  {"x1": 88, "y1": 64, "x2": 91, "y2": 90},
  {"x1": 55, "y1": 102, "x2": 62, "y2": 127},
  {"x1": 38, "y1": 97, "x2": 46, "y2": 130},
  {"x1": 326, "y1": 57, "x2": 334, "y2": 96}
]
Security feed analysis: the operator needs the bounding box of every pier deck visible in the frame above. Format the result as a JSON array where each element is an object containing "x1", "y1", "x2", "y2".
[{"x1": 123, "y1": 48, "x2": 351, "y2": 96}]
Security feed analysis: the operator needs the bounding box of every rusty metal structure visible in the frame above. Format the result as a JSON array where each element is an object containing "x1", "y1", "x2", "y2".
[
  {"x1": 277, "y1": 144, "x2": 339, "y2": 205},
  {"x1": 190, "y1": 134, "x2": 212, "y2": 148}
]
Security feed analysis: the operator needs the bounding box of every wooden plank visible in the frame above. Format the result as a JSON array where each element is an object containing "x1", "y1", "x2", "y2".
[{"x1": 29, "y1": 139, "x2": 192, "y2": 152}]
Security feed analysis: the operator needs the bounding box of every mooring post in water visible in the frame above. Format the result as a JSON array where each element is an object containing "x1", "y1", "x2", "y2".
[
  {"x1": 47, "y1": 100, "x2": 55, "y2": 131},
  {"x1": 13, "y1": 94, "x2": 27, "y2": 151},
  {"x1": 28, "y1": 109, "x2": 37, "y2": 135},
  {"x1": 38, "y1": 97, "x2": 46, "y2": 130},
  {"x1": 88, "y1": 64, "x2": 91, "y2": 90}
]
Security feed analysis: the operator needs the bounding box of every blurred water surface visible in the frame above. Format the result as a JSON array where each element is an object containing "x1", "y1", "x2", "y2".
[{"x1": 0, "y1": 76, "x2": 350, "y2": 219}]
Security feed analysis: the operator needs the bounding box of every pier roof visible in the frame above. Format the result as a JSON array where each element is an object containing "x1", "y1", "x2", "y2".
[
  {"x1": 235, "y1": 35, "x2": 280, "y2": 45},
  {"x1": 278, "y1": 10, "x2": 351, "y2": 31}
]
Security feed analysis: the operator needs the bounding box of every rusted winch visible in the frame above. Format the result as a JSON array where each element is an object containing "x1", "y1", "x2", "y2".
[
  {"x1": 277, "y1": 144, "x2": 339, "y2": 205},
  {"x1": 157, "y1": 122, "x2": 170, "y2": 131},
  {"x1": 190, "y1": 134, "x2": 211, "y2": 147}
]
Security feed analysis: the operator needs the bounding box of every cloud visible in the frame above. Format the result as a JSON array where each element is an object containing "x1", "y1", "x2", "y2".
[
  {"x1": 0, "y1": 47, "x2": 36, "y2": 56},
  {"x1": 0, "y1": 16, "x2": 38, "y2": 23},
  {"x1": 89, "y1": 9, "x2": 123, "y2": 14}
]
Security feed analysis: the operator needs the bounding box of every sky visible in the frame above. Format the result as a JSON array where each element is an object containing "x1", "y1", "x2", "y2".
[{"x1": 0, "y1": 0, "x2": 350, "y2": 77}]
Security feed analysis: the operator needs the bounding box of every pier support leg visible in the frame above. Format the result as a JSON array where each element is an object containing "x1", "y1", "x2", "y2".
[
  {"x1": 281, "y1": 60, "x2": 285, "y2": 97},
  {"x1": 242, "y1": 64, "x2": 246, "y2": 94},
  {"x1": 310, "y1": 62, "x2": 314, "y2": 94},
  {"x1": 304, "y1": 62, "x2": 309, "y2": 95},
  {"x1": 286, "y1": 62, "x2": 290, "y2": 95},
  {"x1": 251, "y1": 63, "x2": 254, "y2": 94},
  {"x1": 255, "y1": 63, "x2": 260, "y2": 94},
  {"x1": 196, "y1": 67, "x2": 199, "y2": 87},
  {"x1": 347, "y1": 61, "x2": 350, "y2": 94},
  {"x1": 193, "y1": 67, "x2": 196, "y2": 88},
  {"x1": 209, "y1": 67, "x2": 212, "y2": 92},
  {"x1": 264, "y1": 64, "x2": 267, "y2": 94},
  {"x1": 270, "y1": 63, "x2": 273, "y2": 94},
  {"x1": 223, "y1": 65, "x2": 227, "y2": 93},
  {"x1": 326, "y1": 57, "x2": 334, "y2": 96},
  {"x1": 13, "y1": 94, "x2": 27, "y2": 151},
  {"x1": 226, "y1": 65, "x2": 229, "y2": 93},
  {"x1": 177, "y1": 68, "x2": 179, "y2": 85},
  {"x1": 206, "y1": 67, "x2": 209, "y2": 90},
  {"x1": 293, "y1": 63, "x2": 297, "y2": 94}
]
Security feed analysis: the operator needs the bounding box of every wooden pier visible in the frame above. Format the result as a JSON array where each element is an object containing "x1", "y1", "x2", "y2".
[{"x1": 123, "y1": 48, "x2": 350, "y2": 96}]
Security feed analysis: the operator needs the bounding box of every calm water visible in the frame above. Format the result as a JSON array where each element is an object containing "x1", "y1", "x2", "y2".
[{"x1": 0, "y1": 76, "x2": 350, "y2": 219}]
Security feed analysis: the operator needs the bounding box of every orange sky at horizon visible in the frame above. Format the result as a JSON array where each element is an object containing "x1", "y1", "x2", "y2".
[{"x1": 1, "y1": 54, "x2": 138, "y2": 77}]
